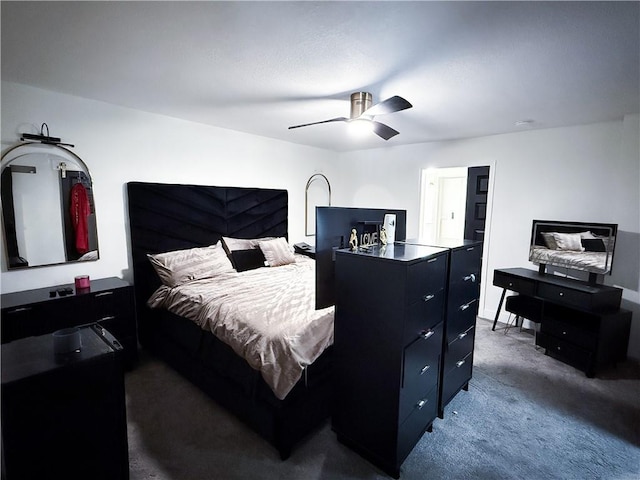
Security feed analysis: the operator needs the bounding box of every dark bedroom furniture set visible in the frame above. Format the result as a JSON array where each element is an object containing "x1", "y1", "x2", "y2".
[
  {"x1": 493, "y1": 267, "x2": 631, "y2": 377},
  {"x1": 4, "y1": 180, "x2": 631, "y2": 479}
]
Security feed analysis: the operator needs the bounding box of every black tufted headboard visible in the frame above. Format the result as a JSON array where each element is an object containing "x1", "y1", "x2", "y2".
[{"x1": 126, "y1": 182, "x2": 288, "y2": 342}]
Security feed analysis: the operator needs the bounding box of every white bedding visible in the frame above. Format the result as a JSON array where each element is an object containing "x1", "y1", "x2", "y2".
[
  {"x1": 147, "y1": 254, "x2": 334, "y2": 400},
  {"x1": 529, "y1": 246, "x2": 612, "y2": 274}
]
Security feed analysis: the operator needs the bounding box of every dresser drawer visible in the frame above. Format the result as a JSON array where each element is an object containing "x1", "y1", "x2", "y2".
[
  {"x1": 92, "y1": 288, "x2": 133, "y2": 320},
  {"x1": 447, "y1": 280, "x2": 480, "y2": 314},
  {"x1": 537, "y1": 283, "x2": 591, "y2": 309},
  {"x1": 493, "y1": 271, "x2": 535, "y2": 295},
  {"x1": 444, "y1": 325, "x2": 475, "y2": 373},
  {"x1": 398, "y1": 385, "x2": 438, "y2": 461},
  {"x1": 441, "y1": 350, "x2": 473, "y2": 407},
  {"x1": 407, "y1": 254, "x2": 448, "y2": 304},
  {"x1": 400, "y1": 323, "x2": 442, "y2": 423},
  {"x1": 540, "y1": 320, "x2": 597, "y2": 350},
  {"x1": 404, "y1": 291, "x2": 445, "y2": 344},
  {"x1": 1, "y1": 303, "x2": 51, "y2": 342},
  {"x1": 2, "y1": 296, "x2": 90, "y2": 342},
  {"x1": 449, "y1": 245, "x2": 482, "y2": 285},
  {"x1": 535, "y1": 331, "x2": 592, "y2": 372},
  {"x1": 446, "y1": 297, "x2": 478, "y2": 343}
]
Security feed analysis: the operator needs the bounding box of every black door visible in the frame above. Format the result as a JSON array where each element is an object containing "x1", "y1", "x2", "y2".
[{"x1": 463, "y1": 166, "x2": 490, "y2": 241}]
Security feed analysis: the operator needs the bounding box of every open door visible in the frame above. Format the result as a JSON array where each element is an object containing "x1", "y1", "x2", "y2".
[{"x1": 464, "y1": 166, "x2": 490, "y2": 241}]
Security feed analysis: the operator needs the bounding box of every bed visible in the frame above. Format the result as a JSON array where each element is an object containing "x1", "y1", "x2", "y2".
[{"x1": 126, "y1": 182, "x2": 334, "y2": 459}]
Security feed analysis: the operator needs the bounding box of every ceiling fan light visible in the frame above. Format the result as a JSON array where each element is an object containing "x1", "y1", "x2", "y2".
[{"x1": 348, "y1": 118, "x2": 374, "y2": 137}]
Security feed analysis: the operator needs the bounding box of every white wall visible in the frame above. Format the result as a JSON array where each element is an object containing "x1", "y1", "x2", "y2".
[
  {"x1": 1, "y1": 82, "x2": 338, "y2": 293},
  {"x1": 338, "y1": 117, "x2": 640, "y2": 359}
]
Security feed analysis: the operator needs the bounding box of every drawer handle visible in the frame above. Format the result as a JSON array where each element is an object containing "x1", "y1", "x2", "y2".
[
  {"x1": 8, "y1": 307, "x2": 31, "y2": 314},
  {"x1": 466, "y1": 247, "x2": 475, "y2": 251},
  {"x1": 427, "y1": 258, "x2": 438, "y2": 263},
  {"x1": 95, "y1": 291, "x2": 114, "y2": 297},
  {"x1": 463, "y1": 273, "x2": 476, "y2": 282},
  {"x1": 562, "y1": 331, "x2": 567, "y2": 335},
  {"x1": 508, "y1": 282, "x2": 514, "y2": 287},
  {"x1": 556, "y1": 346, "x2": 562, "y2": 351},
  {"x1": 420, "y1": 365, "x2": 430, "y2": 375},
  {"x1": 459, "y1": 299, "x2": 476, "y2": 311},
  {"x1": 559, "y1": 292, "x2": 564, "y2": 297},
  {"x1": 420, "y1": 329, "x2": 435, "y2": 340},
  {"x1": 456, "y1": 360, "x2": 466, "y2": 368},
  {"x1": 99, "y1": 315, "x2": 116, "y2": 322},
  {"x1": 458, "y1": 332, "x2": 468, "y2": 340},
  {"x1": 416, "y1": 399, "x2": 428, "y2": 410},
  {"x1": 422, "y1": 294, "x2": 435, "y2": 302}
]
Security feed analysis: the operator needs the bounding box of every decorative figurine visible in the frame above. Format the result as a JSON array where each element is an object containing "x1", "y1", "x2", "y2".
[
  {"x1": 349, "y1": 228, "x2": 358, "y2": 250},
  {"x1": 380, "y1": 226, "x2": 387, "y2": 245}
]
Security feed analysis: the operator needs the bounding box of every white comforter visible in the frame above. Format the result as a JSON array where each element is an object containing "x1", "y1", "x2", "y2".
[{"x1": 147, "y1": 254, "x2": 334, "y2": 400}]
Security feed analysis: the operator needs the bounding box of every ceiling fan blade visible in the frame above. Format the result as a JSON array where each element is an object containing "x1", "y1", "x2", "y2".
[
  {"x1": 371, "y1": 121, "x2": 400, "y2": 140},
  {"x1": 288, "y1": 117, "x2": 348, "y2": 130},
  {"x1": 362, "y1": 96, "x2": 412, "y2": 117}
]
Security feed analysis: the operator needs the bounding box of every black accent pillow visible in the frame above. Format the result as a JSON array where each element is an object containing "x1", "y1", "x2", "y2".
[
  {"x1": 581, "y1": 238, "x2": 606, "y2": 252},
  {"x1": 230, "y1": 249, "x2": 266, "y2": 272}
]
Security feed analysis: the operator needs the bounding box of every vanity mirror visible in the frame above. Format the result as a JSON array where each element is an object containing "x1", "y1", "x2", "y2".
[{"x1": 1, "y1": 141, "x2": 99, "y2": 270}]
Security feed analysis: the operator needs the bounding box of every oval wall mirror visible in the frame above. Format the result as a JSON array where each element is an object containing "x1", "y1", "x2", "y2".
[{"x1": 1, "y1": 142, "x2": 99, "y2": 270}]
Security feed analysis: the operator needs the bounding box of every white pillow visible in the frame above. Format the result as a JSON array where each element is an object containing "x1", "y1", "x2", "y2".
[
  {"x1": 222, "y1": 236, "x2": 276, "y2": 253},
  {"x1": 147, "y1": 241, "x2": 234, "y2": 287},
  {"x1": 258, "y1": 237, "x2": 296, "y2": 267},
  {"x1": 551, "y1": 232, "x2": 585, "y2": 252}
]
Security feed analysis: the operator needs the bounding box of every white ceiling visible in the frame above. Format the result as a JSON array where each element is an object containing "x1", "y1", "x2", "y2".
[{"x1": 2, "y1": 1, "x2": 639, "y2": 152}]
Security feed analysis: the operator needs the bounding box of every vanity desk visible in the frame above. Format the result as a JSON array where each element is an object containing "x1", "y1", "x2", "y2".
[
  {"x1": 1, "y1": 277, "x2": 138, "y2": 367},
  {"x1": 492, "y1": 267, "x2": 631, "y2": 377}
]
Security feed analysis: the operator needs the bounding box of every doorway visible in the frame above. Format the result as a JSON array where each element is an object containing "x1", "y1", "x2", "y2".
[
  {"x1": 419, "y1": 167, "x2": 467, "y2": 243},
  {"x1": 419, "y1": 166, "x2": 490, "y2": 243}
]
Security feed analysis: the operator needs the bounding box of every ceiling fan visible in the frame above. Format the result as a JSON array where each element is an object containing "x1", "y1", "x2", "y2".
[{"x1": 288, "y1": 92, "x2": 412, "y2": 140}]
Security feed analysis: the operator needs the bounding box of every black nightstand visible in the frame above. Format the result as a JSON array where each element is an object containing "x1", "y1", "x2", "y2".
[{"x1": 1, "y1": 324, "x2": 129, "y2": 480}]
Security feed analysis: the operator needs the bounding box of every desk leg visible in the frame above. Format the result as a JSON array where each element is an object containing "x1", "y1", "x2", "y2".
[{"x1": 492, "y1": 288, "x2": 507, "y2": 331}]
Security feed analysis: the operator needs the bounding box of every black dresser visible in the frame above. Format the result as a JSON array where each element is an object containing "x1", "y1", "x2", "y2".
[
  {"x1": 333, "y1": 243, "x2": 449, "y2": 478},
  {"x1": 1, "y1": 324, "x2": 129, "y2": 480},
  {"x1": 1, "y1": 277, "x2": 138, "y2": 367},
  {"x1": 436, "y1": 240, "x2": 483, "y2": 417},
  {"x1": 402, "y1": 239, "x2": 484, "y2": 417},
  {"x1": 493, "y1": 267, "x2": 631, "y2": 376}
]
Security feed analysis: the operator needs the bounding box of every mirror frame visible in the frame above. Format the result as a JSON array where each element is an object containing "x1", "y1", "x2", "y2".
[
  {"x1": 1, "y1": 142, "x2": 99, "y2": 270},
  {"x1": 304, "y1": 173, "x2": 331, "y2": 237}
]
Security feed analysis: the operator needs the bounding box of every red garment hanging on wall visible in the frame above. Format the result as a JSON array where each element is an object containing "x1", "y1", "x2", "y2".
[{"x1": 70, "y1": 183, "x2": 90, "y2": 254}]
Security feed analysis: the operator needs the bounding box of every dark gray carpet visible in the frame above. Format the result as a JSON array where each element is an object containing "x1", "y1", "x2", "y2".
[{"x1": 125, "y1": 318, "x2": 640, "y2": 479}]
